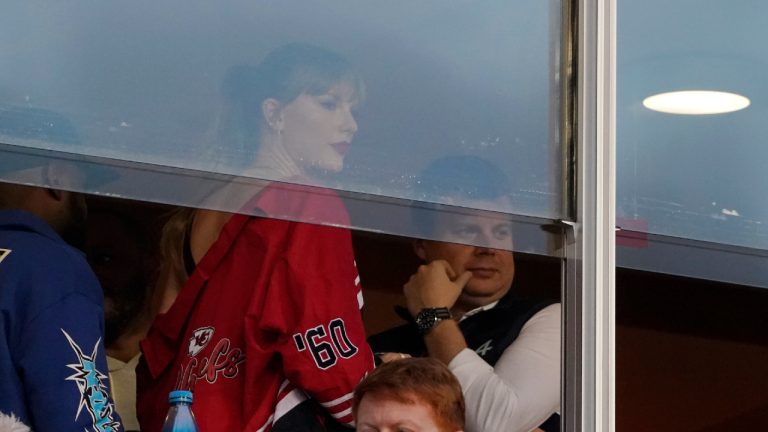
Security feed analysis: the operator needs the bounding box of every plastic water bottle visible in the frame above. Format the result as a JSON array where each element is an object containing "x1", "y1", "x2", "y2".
[{"x1": 161, "y1": 390, "x2": 199, "y2": 432}]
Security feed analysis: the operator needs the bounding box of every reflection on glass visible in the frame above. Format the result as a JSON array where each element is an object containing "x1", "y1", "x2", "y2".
[
  {"x1": 0, "y1": 1, "x2": 562, "y2": 251},
  {"x1": 155, "y1": 43, "x2": 366, "y2": 311},
  {"x1": 137, "y1": 43, "x2": 379, "y2": 432},
  {"x1": 211, "y1": 45, "x2": 362, "y2": 178},
  {"x1": 642, "y1": 90, "x2": 750, "y2": 115},
  {"x1": 0, "y1": 106, "x2": 114, "y2": 191},
  {"x1": 410, "y1": 155, "x2": 516, "y2": 249},
  {"x1": 618, "y1": 1, "x2": 768, "y2": 250},
  {"x1": 196, "y1": 43, "x2": 364, "y2": 211}
]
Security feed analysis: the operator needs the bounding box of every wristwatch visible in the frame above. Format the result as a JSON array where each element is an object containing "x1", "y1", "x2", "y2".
[{"x1": 414, "y1": 307, "x2": 452, "y2": 334}]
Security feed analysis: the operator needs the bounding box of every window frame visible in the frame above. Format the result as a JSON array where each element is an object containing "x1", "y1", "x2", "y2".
[{"x1": 563, "y1": 0, "x2": 616, "y2": 431}]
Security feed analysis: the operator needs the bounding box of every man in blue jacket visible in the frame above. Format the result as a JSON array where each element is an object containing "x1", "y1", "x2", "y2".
[{"x1": 0, "y1": 107, "x2": 123, "y2": 431}]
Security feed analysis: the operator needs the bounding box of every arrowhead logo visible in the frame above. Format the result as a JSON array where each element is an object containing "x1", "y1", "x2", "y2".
[
  {"x1": 188, "y1": 326, "x2": 215, "y2": 357},
  {"x1": 0, "y1": 248, "x2": 11, "y2": 264},
  {"x1": 475, "y1": 339, "x2": 494, "y2": 357}
]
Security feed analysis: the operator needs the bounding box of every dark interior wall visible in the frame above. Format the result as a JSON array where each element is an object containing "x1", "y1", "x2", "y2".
[{"x1": 616, "y1": 268, "x2": 768, "y2": 431}]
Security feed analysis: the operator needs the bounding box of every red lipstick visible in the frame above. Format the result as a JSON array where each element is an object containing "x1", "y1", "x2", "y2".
[{"x1": 331, "y1": 141, "x2": 351, "y2": 156}]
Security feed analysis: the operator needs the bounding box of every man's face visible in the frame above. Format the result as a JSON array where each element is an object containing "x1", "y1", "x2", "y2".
[
  {"x1": 57, "y1": 191, "x2": 88, "y2": 249},
  {"x1": 356, "y1": 393, "x2": 450, "y2": 432},
  {"x1": 415, "y1": 212, "x2": 515, "y2": 312}
]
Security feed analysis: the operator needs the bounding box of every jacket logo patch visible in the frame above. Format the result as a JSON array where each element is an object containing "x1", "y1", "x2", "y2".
[
  {"x1": 188, "y1": 326, "x2": 215, "y2": 357},
  {"x1": 475, "y1": 339, "x2": 494, "y2": 356},
  {"x1": 0, "y1": 248, "x2": 11, "y2": 264},
  {"x1": 61, "y1": 329, "x2": 120, "y2": 432},
  {"x1": 177, "y1": 337, "x2": 246, "y2": 389}
]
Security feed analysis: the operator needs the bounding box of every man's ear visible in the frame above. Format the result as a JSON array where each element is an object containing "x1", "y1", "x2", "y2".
[
  {"x1": 412, "y1": 239, "x2": 428, "y2": 261},
  {"x1": 261, "y1": 98, "x2": 283, "y2": 132}
]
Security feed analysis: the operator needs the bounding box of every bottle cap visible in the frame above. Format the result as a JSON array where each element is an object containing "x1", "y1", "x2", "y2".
[{"x1": 168, "y1": 390, "x2": 194, "y2": 404}]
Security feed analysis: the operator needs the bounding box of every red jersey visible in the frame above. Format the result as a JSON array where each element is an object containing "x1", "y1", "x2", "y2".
[{"x1": 137, "y1": 183, "x2": 374, "y2": 431}]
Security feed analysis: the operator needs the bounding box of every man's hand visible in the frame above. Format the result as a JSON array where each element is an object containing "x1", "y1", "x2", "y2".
[
  {"x1": 403, "y1": 260, "x2": 472, "y2": 317},
  {"x1": 377, "y1": 352, "x2": 412, "y2": 363}
]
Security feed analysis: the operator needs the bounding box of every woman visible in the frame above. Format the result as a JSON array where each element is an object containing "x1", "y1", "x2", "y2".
[{"x1": 137, "y1": 44, "x2": 374, "y2": 432}]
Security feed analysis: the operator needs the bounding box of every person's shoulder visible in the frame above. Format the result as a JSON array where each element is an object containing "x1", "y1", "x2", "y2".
[
  {"x1": 251, "y1": 182, "x2": 350, "y2": 226},
  {"x1": 533, "y1": 302, "x2": 561, "y2": 318},
  {"x1": 242, "y1": 211, "x2": 349, "y2": 248},
  {"x1": 2, "y1": 225, "x2": 68, "y2": 263},
  {"x1": 521, "y1": 302, "x2": 561, "y2": 330},
  {"x1": 485, "y1": 295, "x2": 555, "y2": 321},
  {"x1": 23, "y1": 234, "x2": 89, "y2": 273},
  {"x1": 2, "y1": 228, "x2": 98, "y2": 293},
  {"x1": 0, "y1": 230, "x2": 101, "y2": 329}
]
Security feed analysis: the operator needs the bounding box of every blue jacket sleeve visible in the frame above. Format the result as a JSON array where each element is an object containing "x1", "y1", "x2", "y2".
[{"x1": 17, "y1": 288, "x2": 123, "y2": 431}]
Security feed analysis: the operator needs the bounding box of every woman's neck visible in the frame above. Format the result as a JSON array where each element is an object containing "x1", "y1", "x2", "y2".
[{"x1": 248, "y1": 134, "x2": 304, "y2": 181}]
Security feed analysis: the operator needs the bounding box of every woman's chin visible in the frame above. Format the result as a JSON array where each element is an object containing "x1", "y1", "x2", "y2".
[
  {"x1": 306, "y1": 160, "x2": 345, "y2": 177},
  {"x1": 323, "y1": 157, "x2": 345, "y2": 173}
]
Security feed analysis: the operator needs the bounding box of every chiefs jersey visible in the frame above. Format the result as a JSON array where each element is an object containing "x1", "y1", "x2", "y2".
[{"x1": 137, "y1": 183, "x2": 374, "y2": 431}]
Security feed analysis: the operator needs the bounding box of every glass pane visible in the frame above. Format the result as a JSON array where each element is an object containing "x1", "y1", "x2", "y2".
[
  {"x1": 617, "y1": 3, "x2": 768, "y2": 430},
  {"x1": 617, "y1": 0, "x2": 768, "y2": 251},
  {"x1": 0, "y1": 0, "x2": 564, "y2": 254}
]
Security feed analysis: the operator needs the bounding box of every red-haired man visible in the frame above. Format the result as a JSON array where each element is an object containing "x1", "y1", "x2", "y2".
[{"x1": 353, "y1": 357, "x2": 464, "y2": 432}]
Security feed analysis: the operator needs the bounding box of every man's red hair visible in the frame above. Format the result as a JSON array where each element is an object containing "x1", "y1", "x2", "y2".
[{"x1": 353, "y1": 357, "x2": 465, "y2": 431}]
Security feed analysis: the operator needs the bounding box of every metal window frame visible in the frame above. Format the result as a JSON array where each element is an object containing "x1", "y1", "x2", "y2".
[{"x1": 562, "y1": 0, "x2": 616, "y2": 431}]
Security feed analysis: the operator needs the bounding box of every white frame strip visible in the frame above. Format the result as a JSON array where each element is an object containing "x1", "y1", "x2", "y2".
[{"x1": 564, "y1": 0, "x2": 616, "y2": 430}]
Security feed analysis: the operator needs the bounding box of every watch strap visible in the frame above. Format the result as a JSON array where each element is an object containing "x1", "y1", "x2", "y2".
[{"x1": 415, "y1": 307, "x2": 452, "y2": 334}]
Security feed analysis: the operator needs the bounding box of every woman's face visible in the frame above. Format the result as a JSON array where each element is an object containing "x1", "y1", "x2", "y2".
[{"x1": 277, "y1": 82, "x2": 359, "y2": 173}]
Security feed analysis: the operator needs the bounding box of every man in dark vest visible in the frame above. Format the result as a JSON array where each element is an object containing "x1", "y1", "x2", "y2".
[{"x1": 369, "y1": 156, "x2": 560, "y2": 432}]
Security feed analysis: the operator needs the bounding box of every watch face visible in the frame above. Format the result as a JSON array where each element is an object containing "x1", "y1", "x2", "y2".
[
  {"x1": 416, "y1": 308, "x2": 451, "y2": 334},
  {"x1": 416, "y1": 309, "x2": 438, "y2": 333}
]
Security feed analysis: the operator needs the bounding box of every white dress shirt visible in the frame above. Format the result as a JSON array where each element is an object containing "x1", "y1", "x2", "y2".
[{"x1": 449, "y1": 303, "x2": 561, "y2": 432}]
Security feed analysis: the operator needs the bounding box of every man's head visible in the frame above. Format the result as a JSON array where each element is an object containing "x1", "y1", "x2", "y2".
[
  {"x1": 0, "y1": 107, "x2": 90, "y2": 247},
  {"x1": 353, "y1": 358, "x2": 465, "y2": 432},
  {"x1": 0, "y1": 180, "x2": 87, "y2": 248},
  {"x1": 413, "y1": 215, "x2": 515, "y2": 313},
  {"x1": 411, "y1": 156, "x2": 516, "y2": 312}
]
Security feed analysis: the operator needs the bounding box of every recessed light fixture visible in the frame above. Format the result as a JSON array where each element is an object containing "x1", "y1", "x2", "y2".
[{"x1": 642, "y1": 90, "x2": 750, "y2": 115}]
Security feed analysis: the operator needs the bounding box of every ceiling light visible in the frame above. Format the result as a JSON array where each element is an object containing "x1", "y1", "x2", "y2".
[{"x1": 642, "y1": 90, "x2": 750, "y2": 115}]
